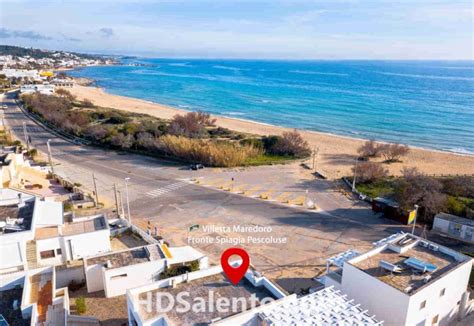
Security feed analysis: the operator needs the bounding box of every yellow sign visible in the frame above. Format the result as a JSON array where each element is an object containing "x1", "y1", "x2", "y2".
[{"x1": 408, "y1": 209, "x2": 417, "y2": 224}]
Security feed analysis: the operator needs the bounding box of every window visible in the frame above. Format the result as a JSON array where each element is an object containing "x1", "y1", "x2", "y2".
[
  {"x1": 420, "y1": 300, "x2": 426, "y2": 310},
  {"x1": 40, "y1": 250, "x2": 55, "y2": 259},
  {"x1": 432, "y1": 315, "x2": 439, "y2": 325},
  {"x1": 440, "y1": 288, "x2": 445, "y2": 297},
  {"x1": 56, "y1": 248, "x2": 62, "y2": 255},
  {"x1": 110, "y1": 273, "x2": 127, "y2": 280}
]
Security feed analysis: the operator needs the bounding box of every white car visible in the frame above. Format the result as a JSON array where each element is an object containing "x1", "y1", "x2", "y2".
[{"x1": 2, "y1": 105, "x2": 7, "y2": 109}]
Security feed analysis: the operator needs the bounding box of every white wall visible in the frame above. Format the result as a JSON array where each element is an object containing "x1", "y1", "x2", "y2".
[
  {"x1": 0, "y1": 229, "x2": 33, "y2": 271},
  {"x1": 341, "y1": 262, "x2": 410, "y2": 325},
  {"x1": 36, "y1": 237, "x2": 63, "y2": 266},
  {"x1": 103, "y1": 260, "x2": 166, "y2": 298},
  {"x1": 65, "y1": 229, "x2": 110, "y2": 260},
  {"x1": 85, "y1": 264, "x2": 105, "y2": 293},
  {"x1": 56, "y1": 265, "x2": 85, "y2": 288},
  {"x1": 0, "y1": 270, "x2": 25, "y2": 290},
  {"x1": 406, "y1": 261, "x2": 473, "y2": 326}
]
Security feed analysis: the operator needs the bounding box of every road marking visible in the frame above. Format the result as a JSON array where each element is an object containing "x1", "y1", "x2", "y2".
[
  {"x1": 259, "y1": 189, "x2": 274, "y2": 200},
  {"x1": 275, "y1": 192, "x2": 291, "y2": 203},
  {"x1": 145, "y1": 181, "x2": 189, "y2": 198},
  {"x1": 289, "y1": 195, "x2": 305, "y2": 206},
  {"x1": 244, "y1": 186, "x2": 262, "y2": 197},
  {"x1": 232, "y1": 184, "x2": 248, "y2": 194},
  {"x1": 205, "y1": 178, "x2": 224, "y2": 186}
]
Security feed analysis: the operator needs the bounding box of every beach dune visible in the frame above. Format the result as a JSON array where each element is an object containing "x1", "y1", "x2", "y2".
[{"x1": 69, "y1": 84, "x2": 474, "y2": 179}]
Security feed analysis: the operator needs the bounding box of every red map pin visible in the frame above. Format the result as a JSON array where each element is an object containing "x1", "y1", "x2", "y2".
[{"x1": 221, "y1": 248, "x2": 250, "y2": 286}]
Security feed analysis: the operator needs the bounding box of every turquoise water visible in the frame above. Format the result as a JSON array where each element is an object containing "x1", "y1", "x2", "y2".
[{"x1": 70, "y1": 59, "x2": 474, "y2": 154}]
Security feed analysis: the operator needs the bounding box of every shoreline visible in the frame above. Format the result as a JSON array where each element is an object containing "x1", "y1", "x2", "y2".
[{"x1": 67, "y1": 82, "x2": 474, "y2": 179}]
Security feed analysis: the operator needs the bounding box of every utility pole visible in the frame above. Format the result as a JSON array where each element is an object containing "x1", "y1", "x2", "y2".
[
  {"x1": 22, "y1": 122, "x2": 30, "y2": 151},
  {"x1": 411, "y1": 204, "x2": 419, "y2": 235},
  {"x1": 92, "y1": 173, "x2": 99, "y2": 208},
  {"x1": 113, "y1": 183, "x2": 120, "y2": 218},
  {"x1": 351, "y1": 158, "x2": 359, "y2": 192},
  {"x1": 124, "y1": 177, "x2": 131, "y2": 223},
  {"x1": 117, "y1": 190, "x2": 125, "y2": 218},
  {"x1": 46, "y1": 139, "x2": 55, "y2": 177}
]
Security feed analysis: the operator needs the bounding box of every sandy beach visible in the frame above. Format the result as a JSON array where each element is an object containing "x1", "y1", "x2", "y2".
[{"x1": 68, "y1": 84, "x2": 474, "y2": 179}]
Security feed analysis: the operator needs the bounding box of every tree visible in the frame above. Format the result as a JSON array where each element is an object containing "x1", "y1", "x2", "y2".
[
  {"x1": 270, "y1": 130, "x2": 311, "y2": 158},
  {"x1": 111, "y1": 133, "x2": 134, "y2": 149},
  {"x1": 82, "y1": 98, "x2": 94, "y2": 108},
  {"x1": 169, "y1": 111, "x2": 216, "y2": 138},
  {"x1": 394, "y1": 168, "x2": 446, "y2": 222},
  {"x1": 136, "y1": 132, "x2": 156, "y2": 149},
  {"x1": 354, "y1": 162, "x2": 389, "y2": 183},
  {"x1": 380, "y1": 143, "x2": 410, "y2": 163},
  {"x1": 357, "y1": 140, "x2": 382, "y2": 159}
]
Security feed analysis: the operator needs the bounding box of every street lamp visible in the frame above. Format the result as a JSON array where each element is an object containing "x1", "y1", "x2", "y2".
[{"x1": 124, "y1": 177, "x2": 131, "y2": 223}]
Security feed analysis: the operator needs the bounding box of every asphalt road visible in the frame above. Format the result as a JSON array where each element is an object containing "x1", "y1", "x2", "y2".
[{"x1": 1, "y1": 91, "x2": 405, "y2": 285}]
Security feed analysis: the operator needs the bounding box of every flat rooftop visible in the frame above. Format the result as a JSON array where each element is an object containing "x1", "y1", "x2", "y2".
[
  {"x1": 350, "y1": 234, "x2": 468, "y2": 294},
  {"x1": 86, "y1": 244, "x2": 163, "y2": 268},
  {"x1": 29, "y1": 272, "x2": 53, "y2": 322},
  {"x1": 260, "y1": 287, "x2": 381, "y2": 325},
  {"x1": 137, "y1": 273, "x2": 276, "y2": 325},
  {"x1": 62, "y1": 216, "x2": 107, "y2": 236},
  {"x1": 435, "y1": 212, "x2": 474, "y2": 227},
  {"x1": 0, "y1": 201, "x2": 34, "y2": 233},
  {"x1": 35, "y1": 216, "x2": 108, "y2": 240}
]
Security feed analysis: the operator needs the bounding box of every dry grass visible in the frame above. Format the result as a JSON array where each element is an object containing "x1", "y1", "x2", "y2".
[{"x1": 157, "y1": 135, "x2": 261, "y2": 167}]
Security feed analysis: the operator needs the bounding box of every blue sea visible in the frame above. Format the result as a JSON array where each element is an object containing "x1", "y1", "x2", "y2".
[{"x1": 69, "y1": 59, "x2": 474, "y2": 154}]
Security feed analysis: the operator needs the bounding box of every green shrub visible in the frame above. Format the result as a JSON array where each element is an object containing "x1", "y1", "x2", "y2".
[
  {"x1": 160, "y1": 265, "x2": 191, "y2": 279},
  {"x1": 446, "y1": 196, "x2": 465, "y2": 216},
  {"x1": 189, "y1": 260, "x2": 200, "y2": 272},
  {"x1": 75, "y1": 296, "x2": 86, "y2": 314}
]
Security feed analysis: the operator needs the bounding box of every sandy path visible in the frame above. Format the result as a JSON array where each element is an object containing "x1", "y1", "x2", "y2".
[{"x1": 69, "y1": 84, "x2": 474, "y2": 179}]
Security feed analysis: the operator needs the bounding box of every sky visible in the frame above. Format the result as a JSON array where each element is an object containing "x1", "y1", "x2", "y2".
[{"x1": 0, "y1": 0, "x2": 473, "y2": 59}]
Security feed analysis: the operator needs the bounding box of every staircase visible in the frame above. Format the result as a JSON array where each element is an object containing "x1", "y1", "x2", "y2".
[{"x1": 26, "y1": 240, "x2": 40, "y2": 270}]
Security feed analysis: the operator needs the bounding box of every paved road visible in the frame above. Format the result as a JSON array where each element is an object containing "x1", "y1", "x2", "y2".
[{"x1": 1, "y1": 91, "x2": 406, "y2": 285}]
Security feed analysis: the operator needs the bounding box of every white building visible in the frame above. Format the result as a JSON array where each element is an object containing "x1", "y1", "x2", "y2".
[
  {"x1": 432, "y1": 213, "x2": 474, "y2": 244},
  {"x1": 84, "y1": 242, "x2": 208, "y2": 298},
  {"x1": 20, "y1": 84, "x2": 55, "y2": 95},
  {"x1": 126, "y1": 263, "x2": 287, "y2": 326},
  {"x1": 0, "y1": 68, "x2": 41, "y2": 80},
  {"x1": 323, "y1": 233, "x2": 473, "y2": 326},
  {"x1": 217, "y1": 286, "x2": 382, "y2": 326},
  {"x1": 1, "y1": 192, "x2": 111, "y2": 276}
]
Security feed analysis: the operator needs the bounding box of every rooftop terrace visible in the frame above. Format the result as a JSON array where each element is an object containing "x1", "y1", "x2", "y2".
[
  {"x1": 34, "y1": 215, "x2": 108, "y2": 240},
  {"x1": 137, "y1": 273, "x2": 276, "y2": 325},
  {"x1": 259, "y1": 287, "x2": 381, "y2": 325},
  {"x1": 61, "y1": 216, "x2": 107, "y2": 236},
  {"x1": 350, "y1": 234, "x2": 470, "y2": 295},
  {"x1": 29, "y1": 272, "x2": 53, "y2": 322},
  {"x1": 0, "y1": 201, "x2": 34, "y2": 234},
  {"x1": 86, "y1": 244, "x2": 163, "y2": 268}
]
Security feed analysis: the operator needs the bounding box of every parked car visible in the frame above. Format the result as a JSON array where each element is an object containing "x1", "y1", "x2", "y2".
[
  {"x1": 190, "y1": 163, "x2": 204, "y2": 170},
  {"x1": 2, "y1": 105, "x2": 7, "y2": 109}
]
